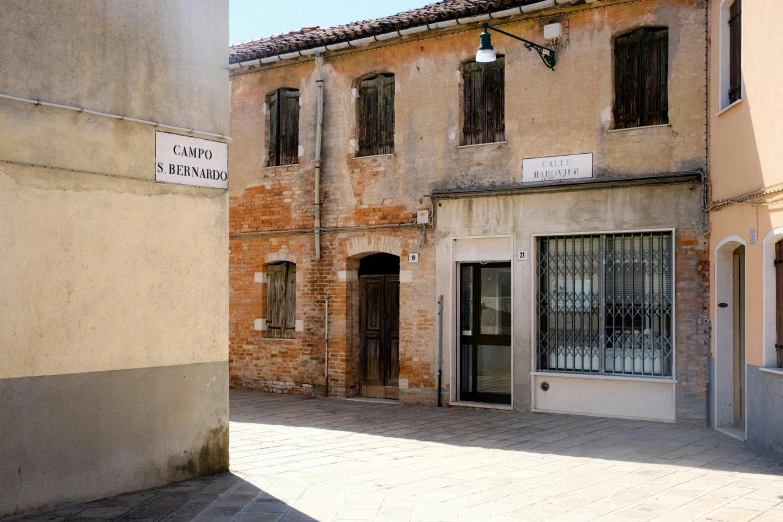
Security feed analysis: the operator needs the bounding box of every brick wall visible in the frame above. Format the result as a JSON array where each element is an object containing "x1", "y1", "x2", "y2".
[
  {"x1": 229, "y1": 156, "x2": 439, "y2": 404},
  {"x1": 674, "y1": 229, "x2": 710, "y2": 424}
]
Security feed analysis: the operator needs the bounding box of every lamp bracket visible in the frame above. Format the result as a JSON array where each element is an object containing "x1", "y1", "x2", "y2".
[{"x1": 482, "y1": 22, "x2": 556, "y2": 71}]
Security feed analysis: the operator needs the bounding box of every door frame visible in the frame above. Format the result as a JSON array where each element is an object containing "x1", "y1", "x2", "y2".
[
  {"x1": 457, "y1": 261, "x2": 513, "y2": 405},
  {"x1": 359, "y1": 274, "x2": 400, "y2": 399},
  {"x1": 713, "y1": 235, "x2": 747, "y2": 438}
]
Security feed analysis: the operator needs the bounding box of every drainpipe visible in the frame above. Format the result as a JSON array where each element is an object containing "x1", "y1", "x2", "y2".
[
  {"x1": 324, "y1": 293, "x2": 329, "y2": 398},
  {"x1": 706, "y1": 321, "x2": 712, "y2": 427},
  {"x1": 314, "y1": 53, "x2": 324, "y2": 261},
  {"x1": 437, "y1": 295, "x2": 444, "y2": 407}
]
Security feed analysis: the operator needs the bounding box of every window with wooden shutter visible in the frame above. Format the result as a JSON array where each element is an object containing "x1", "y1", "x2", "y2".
[
  {"x1": 266, "y1": 262, "x2": 296, "y2": 339},
  {"x1": 358, "y1": 74, "x2": 395, "y2": 157},
  {"x1": 613, "y1": 28, "x2": 669, "y2": 130},
  {"x1": 266, "y1": 88, "x2": 299, "y2": 166},
  {"x1": 462, "y1": 57, "x2": 505, "y2": 145},
  {"x1": 728, "y1": 0, "x2": 742, "y2": 104}
]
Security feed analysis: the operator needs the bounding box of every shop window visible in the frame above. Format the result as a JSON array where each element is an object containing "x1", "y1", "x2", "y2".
[
  {"x1": 266, "y1": 262, "x2": 296, "y2": 339},
  {"x1": 613, "y1": 28, "x2": 669, "y2": 129},
  {"x1": 462, "y1": 57, "x2": 505, "y2": 145},
  {"x1": 266, "y1": 88, "x2": 299, "y2": 166},
  {"x1": 728, "y1": 0, "x2": 742, "y2": 104},
  {"x1": 357, "y1": 73, "x2": 395, "y2": 157},
  {"x1": 537, "y1": 232, "x2": 673, "y2": 377}
]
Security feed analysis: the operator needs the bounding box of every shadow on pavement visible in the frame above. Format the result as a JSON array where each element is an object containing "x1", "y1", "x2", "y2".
[{"x1": 2, "y1": 472, "x2": 314, "y2": 522}]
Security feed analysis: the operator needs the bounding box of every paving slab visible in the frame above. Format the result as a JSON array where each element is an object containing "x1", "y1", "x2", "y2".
[{"x1": 5, "y1": 390, "x2": 783, "y2": 522}]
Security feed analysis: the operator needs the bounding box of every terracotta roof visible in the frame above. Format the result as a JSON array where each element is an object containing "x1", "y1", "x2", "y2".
[{"x1": 229, "y1": 0, "x2": 554, "y2": 64}]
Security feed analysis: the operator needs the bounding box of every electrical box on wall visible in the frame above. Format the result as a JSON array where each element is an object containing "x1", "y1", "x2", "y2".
[
  {"x1": 544, "y1": 23, "x2": 563, "y2": 43},
  {"x1": 416, "y1": 209, "x2": 430, "y2": 224}
]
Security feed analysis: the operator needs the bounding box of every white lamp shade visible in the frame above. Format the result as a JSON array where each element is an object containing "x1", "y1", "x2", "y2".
[{"x1": 475, "y1": 48, "x2": 496, "y2": 63}]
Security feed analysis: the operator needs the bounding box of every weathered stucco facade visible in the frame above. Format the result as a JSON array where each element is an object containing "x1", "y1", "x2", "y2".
[
  {"x1": 708, "y1": 0, "x2": 783, "y2": 454},
  {"x1": 229, "y1": 0, "x2": 708, "y2": 421},
  {"x1": 0, "y1": 1, "x2": 230, "y2": 515}
]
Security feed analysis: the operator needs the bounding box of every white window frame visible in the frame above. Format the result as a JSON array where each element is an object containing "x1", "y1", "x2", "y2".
[{"x1": 718, "y1": 0, "x2": 743, "y2": 113}]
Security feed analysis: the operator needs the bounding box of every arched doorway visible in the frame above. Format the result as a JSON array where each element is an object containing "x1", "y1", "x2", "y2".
[
  {"x1": 714, "y1": 237, "x2": 746, "y2": 438},
  {"x1": 359, "y1": 253, "x2": 400, "y2": 399}
]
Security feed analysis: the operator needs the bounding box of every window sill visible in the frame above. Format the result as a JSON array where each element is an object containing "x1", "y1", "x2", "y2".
[
  {"x1": 759, "y1": 366, "x2": 783, "y2": 377},
  {"x1": 608, "y1": 123, "x2": 671, "y2": 133},
  {"x1": 260, "y1": 337, "x2": 297, "y2": 341},
  {"x1": 450, "y1": 401, "x2": 513, "y2": 411},
  {"x1": 352, "y1": 153, "x2": 395, "y2": 160},
  {"x1": 263, "y1": 163, "x2": 300, "y2": 169},
  {"x1": 532, "y1": 371, "x2": 676, "y2": 384},
  {"x1": 717, "y1": 98, "x2": 743, "y2": 117},
  {"x1": 457, "y1": 141, "x2": 507, "y2": 149}
]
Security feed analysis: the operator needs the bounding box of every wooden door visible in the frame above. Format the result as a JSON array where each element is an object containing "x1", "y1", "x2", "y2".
[
  {"x1": 733, "y1": 246, "x2": 745, "y2": 429},
  {"x1": 360, "y1": 275, "x2": 399, "y2": 399}
]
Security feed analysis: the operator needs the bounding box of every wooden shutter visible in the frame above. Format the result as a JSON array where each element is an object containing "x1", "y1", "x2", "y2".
[
  {"x1": 614, "y1": 30, "x2": 642, "y2": 129},
  {"x1": 462, "y1": 60, "x2": 483, "y2": 145},
  {"x1": 378, "y1": 74, "x2": 395, "y2": 155},
  {"x1": 358, "y1": 74, "x2": 395, "y2": 157},
  {"x1": 486, "y1": 57, "x2": 505, "y2": 144},
  {"x1": 279, "y1": 89, "x2": 299, "y2": 165},
  {"x1": 641, "y1": 28, "x2": 669, "y2": 126},
  {"x1": 266, "y1": 262, "x2": 296, "y2": 339},
  {"x1": 463, "y1": 59, "x2": 504, "y2": 145},
  {"x1": 267, "y1": 90, "x2": 279, "y2": 166},
  {"x1": 776, "y1": 241, "x2": 783, "y2": 367},
  {"x1": 729, "y1": 0, "x2": 742, "y2": 104},
  {"x1": 358, "y1": 76, "x2": 379, "y2": 156}
]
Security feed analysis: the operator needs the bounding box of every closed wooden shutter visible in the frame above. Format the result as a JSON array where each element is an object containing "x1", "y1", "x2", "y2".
[
  {"x1": 728, "y1": 0, "x2": 742, "y2": 104},
  {"x1": 462, "y1": 58, "x2": 504, "y2": 145},
  {"x1": 358, "y1": 74, "x2": 395, "y2": 157},
  {"x1": 486, "y1": 57, "x2": 505, "y2": 144},
  {"x1": 614, "y1": 30, "x2": 642, "y2": 129},
  {"x1": 267, "y1": 88, "x2": 299, "y2": 166},
  {"x1": 614, "y1": 28, "x2": 668, "y2": 129},
  {"x1": 279, "y1": 89, "x2": 299, "y2": 165},
  {"x1": 776, "y1": 241, "x2": 783, "y2": 367},
  {"x1": 641, "y1": 28, "x2": 669, "y2": 126},
  {"x1": 267, "y1": 262, "x2": 296, "y2": 339},
  {"x1": 267, "y1": 90, "x2": 279, "y2": 165},
  {"x1": 378, "y1": 74, "x2": 395, "y2": 155}
]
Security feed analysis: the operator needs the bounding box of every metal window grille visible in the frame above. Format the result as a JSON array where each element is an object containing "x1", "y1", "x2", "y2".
[{"x1": 537, "y1": 232, "x2": 673, "y2": 377}]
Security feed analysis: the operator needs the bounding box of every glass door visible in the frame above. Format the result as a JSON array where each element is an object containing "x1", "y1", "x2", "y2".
[{"x1": 459, "y1": 263, "x2": 512, "y2": 404}]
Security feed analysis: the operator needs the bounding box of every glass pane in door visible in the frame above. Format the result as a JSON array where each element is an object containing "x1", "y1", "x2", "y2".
[{"x1": 459, "y1": 263, "x2": 511, "y2": 405}]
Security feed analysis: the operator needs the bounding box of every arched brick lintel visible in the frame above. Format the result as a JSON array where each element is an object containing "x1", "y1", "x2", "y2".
[
  {"x1": 345, "y1": 235, "x2": 404, "y2": 259},
  {"x1": 264, "y1": 251, "x2": 297, "y2": 265}
]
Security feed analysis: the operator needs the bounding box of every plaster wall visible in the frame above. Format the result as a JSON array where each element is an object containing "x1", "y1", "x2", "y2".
[
  {"x1": 708, "y1": 0, "x2": 783, "y2": 453},
  {"x1": 0, "y1": 0, "x2": 230, "y2": 515},
  {"x1": 435, "y1": 183, "x2": 706, "y2": 419}
]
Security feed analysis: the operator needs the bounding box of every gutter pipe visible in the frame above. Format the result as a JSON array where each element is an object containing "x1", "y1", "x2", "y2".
[
  {"x1": 0, "y1": 92, "x2": 229, "y2": 140},
  {"x1": 437, "y1": 295, "x2": 444, "y2": 407},
  {"x1": 325, "y1": 294, "x2": 329, "y2": 397},
  {"x1": 231, "y1": 0, "x2": 575, "y2": 69},
  {"x1": 314, "y1": 53, "x2": 324, "y2": 261}
]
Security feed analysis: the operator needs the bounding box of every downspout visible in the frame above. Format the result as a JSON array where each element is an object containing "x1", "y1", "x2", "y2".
[
  {"x1": 314, "y1": 53, "x2": 324, "y2": 261},
  {"x1": 706, "y1": 321, "x2": 712, "y2": 427},
  {"x1": 437, "y1": 295, "x2": 444, "y2": 407},
  {"x1": 324, "y1": 294, "x2": 329, "y2": 398}
]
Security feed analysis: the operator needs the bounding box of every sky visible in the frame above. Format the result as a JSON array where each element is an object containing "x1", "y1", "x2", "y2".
[{"x1": 230, "y1": 0, "x2": 428, "y2": 45}]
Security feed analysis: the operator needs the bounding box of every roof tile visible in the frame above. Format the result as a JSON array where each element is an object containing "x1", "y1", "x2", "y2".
[{"x1": 229, "y1": 0, "x2": 550, "y2": 64}]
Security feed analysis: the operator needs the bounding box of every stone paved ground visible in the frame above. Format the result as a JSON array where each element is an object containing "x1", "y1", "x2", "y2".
[{"x1": 8, "y1": 389, "x2": 783, "y2": 522}]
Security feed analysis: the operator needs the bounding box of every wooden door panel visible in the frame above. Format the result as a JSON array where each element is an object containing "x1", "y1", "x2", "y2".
[
  {"x1": 361, "y1": 276, "x2": 385, "y2": 387},
  {"x1": 387, "y1": 277, "x2": 400, "y2": 386}
]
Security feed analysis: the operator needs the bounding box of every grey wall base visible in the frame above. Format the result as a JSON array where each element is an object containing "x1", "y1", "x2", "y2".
[
  {"x1": 747, "y1": 365, "x2": 783, "y2": 455},
  {"x1": 0, "y1": 361, "x2": 228, "y2": 517}
]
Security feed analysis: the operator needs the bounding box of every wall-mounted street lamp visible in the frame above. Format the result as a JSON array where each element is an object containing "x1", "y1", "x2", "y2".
[{"x1": 476, "y1": 22, "x2": 556, "y2": 71}]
